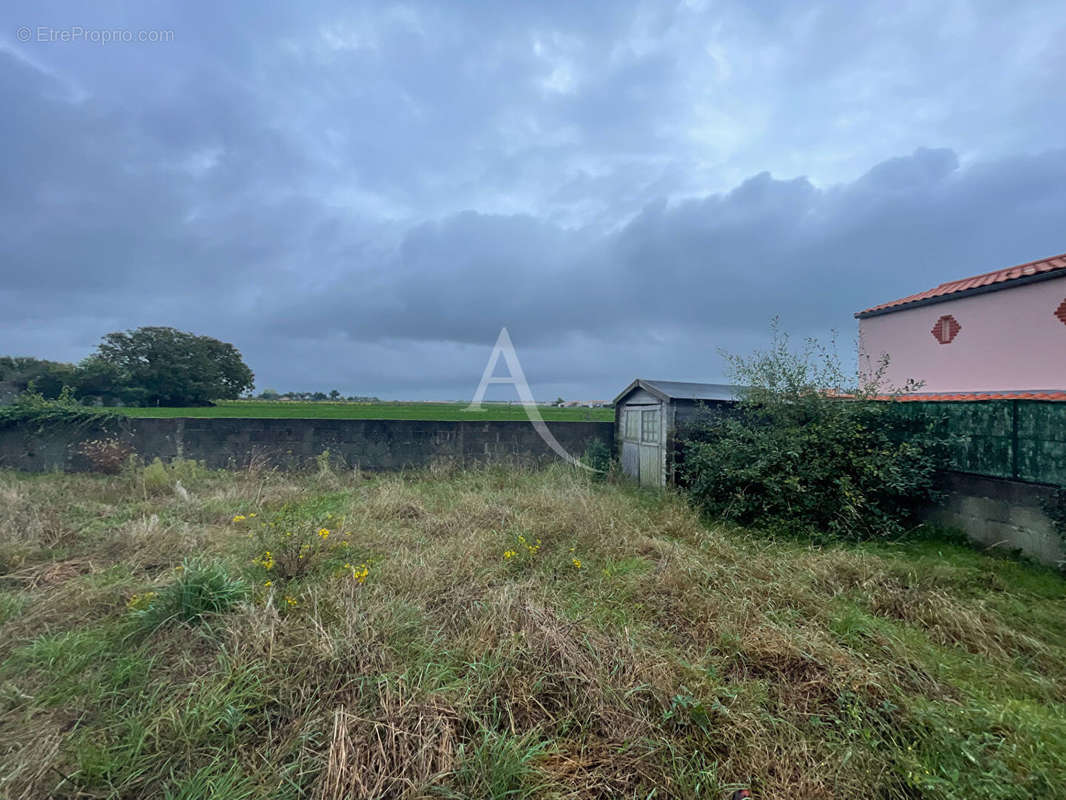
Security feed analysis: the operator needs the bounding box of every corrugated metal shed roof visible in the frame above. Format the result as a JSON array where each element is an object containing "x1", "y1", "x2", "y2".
[
  {"x1": 855, "y1": 252, "x2": 1066, "y2": 318},
  {"x1": 614, "y1": 379, "x2": 742, "y2": 404}
]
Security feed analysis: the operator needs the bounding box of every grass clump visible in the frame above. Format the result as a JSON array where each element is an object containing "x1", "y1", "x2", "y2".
[
  {"x1": 130, "y1": 558, "x2": 248, "y2": 631},
  {"x1": 163, "y1": 761, "x2": 257, "y2": 800},
  {"x1": 447, "y1": 728, "x2": 552, "y2": 799}
]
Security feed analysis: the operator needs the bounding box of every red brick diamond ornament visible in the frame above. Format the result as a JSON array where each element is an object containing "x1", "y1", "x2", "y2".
[
  {"x1": 1056, "y1": 299, "x2": 1066, "y2": 326},
  {"x1": 931, "y1": 314, "x2": 961, "y2": 344}
]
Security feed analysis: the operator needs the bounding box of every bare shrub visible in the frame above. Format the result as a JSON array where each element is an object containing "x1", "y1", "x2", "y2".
[{"x1": 74, "y1": 437, "x2": 133, "y2": 474}]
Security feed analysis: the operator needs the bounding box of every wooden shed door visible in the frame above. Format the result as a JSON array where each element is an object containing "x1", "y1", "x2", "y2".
[{"x1": 621, "y1": 403, "x2": 663, "y2": 486}]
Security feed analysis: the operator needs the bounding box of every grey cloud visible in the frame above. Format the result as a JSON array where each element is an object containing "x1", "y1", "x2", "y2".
[
  {"x1": 1, "y1": 0, "x2": 1064, "y2": 399},
  {"x1": 269, "y1": 147, "x2": 1066, "y2": 353}
]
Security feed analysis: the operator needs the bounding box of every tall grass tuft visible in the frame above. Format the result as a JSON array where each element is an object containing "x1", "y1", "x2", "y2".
[
  {"x1": 163, "y1": 760, "x2": 257, "y2": 800},
  {"x1": 131, "y1": 558, "x2": 248, "y2": 631}
]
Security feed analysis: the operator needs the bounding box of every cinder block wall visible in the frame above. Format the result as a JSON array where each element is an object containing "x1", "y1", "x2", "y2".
[
  {"x1": 0, "y1": 417, "x2": 615, "y2": 473},
  {"x1": 923, "y1": 472, "x2": 1063, "y2": 565}
]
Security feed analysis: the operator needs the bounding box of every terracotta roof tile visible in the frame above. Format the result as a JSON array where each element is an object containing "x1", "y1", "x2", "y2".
[
  {"x1": 856, "y1": 252, "x2": 1066, "y2": 317},
  {"x1": 873, "y1": 391, "x2": 1066, "y2": 402}
]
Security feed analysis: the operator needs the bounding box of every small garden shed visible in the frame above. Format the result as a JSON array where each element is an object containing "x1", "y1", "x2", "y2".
[{"x1": 613, "y1": 379, "x2": 741, "y2": 487}]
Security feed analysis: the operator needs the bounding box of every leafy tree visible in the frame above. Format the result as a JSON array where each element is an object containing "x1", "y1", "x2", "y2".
[
  {"x1": 71, "y1": 356, "x2": 126, "y2": 405},
  {"x1": 92, "y1": 327, "x2": 254, "y2": 406},
  {"x1": 29, "y1": 363, "x2": 80, "y2": 400},
  {"x1": 0, "y1": 357, "x2": 77, "y2": 399},
  {"x1": 328, "y1": 389, "x2": 341, "y2": 400},
  {"x1": 681, "y1": 321, "x2": 948, "y2": 540}
]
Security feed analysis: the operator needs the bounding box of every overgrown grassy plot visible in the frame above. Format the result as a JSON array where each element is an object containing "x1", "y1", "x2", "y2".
[{"x1": 1, "y1": 465, "x2": 1064, "y2": 799}]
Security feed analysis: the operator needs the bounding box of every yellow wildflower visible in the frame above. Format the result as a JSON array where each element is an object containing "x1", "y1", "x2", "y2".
[
  {"x1": 252, "y1": 550, "x2": 275, "y2": 570},
  {"x1": 232, "y1": 514, "x2": 247, "y2": 523},
  {"x1": 127, "y1": 591, "x2": 158, "y2": 610},
  {"x1": 342, "y1": 562, "x2": 369, "y2": 583},
  {"x1": 572, "y1": 558, "x2": 582, "y2": 569}
]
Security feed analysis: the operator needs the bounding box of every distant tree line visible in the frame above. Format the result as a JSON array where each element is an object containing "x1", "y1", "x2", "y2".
[{"x1": 1, "y1": 327, "x2": 254, "y2": 407}]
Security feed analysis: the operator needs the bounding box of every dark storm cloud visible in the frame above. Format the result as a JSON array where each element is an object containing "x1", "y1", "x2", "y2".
[
  {"x1": 272, "y1": 146, "x2": 1066, "y2": 349},
  {"x1": 1, "y1": 0, "x2": 1063, "y2": 399}
]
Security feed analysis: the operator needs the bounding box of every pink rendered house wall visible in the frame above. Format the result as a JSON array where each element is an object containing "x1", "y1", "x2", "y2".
[{"x1": 858, "y1": 276, "x2": 1066, "y2": 393}]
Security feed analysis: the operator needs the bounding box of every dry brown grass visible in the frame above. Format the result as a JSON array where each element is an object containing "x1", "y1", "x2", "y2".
[{"x1": 316, "y1": 690, "x2": 459, "y2": 800}]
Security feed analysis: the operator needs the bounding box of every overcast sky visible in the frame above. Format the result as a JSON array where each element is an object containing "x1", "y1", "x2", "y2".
[{"x1": 2, "y1": 1, "x2": 1064, "y2": 400}]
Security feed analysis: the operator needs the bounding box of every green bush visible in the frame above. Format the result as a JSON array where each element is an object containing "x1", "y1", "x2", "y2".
[
  {"x1": 581, "y1": 438, "x2": 613, "y2": 476},
  {"x1": 681, "y1": 323, "x2": 950, "y2": 539},
  {"x1": 131, "y1": 558, "x2": 248, "y2": 631},
  {"x1": 140, "y1": 457, "x2": 172, "y2": 493}
]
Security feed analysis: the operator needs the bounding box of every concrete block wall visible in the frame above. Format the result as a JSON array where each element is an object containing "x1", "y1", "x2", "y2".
[
  {"x1": 0, "y1": 417, "x2": 615, "y2": 473},
  {"x1": 923, "y1": 471, "x2": 1064, "y2": 565}
]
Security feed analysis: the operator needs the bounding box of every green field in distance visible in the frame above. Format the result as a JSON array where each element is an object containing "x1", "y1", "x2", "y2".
[{"x1": 116, "y1": 400, "x2": 614, "y2": 422}]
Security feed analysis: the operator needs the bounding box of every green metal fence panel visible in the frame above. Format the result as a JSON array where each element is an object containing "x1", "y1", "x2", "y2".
[
  {"x1": 1017, "y1": 402, "x2": 1066, "y2": 485},
  {"x1": 901, "y1": 400, "x2": 1065, "y2": 486}
]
